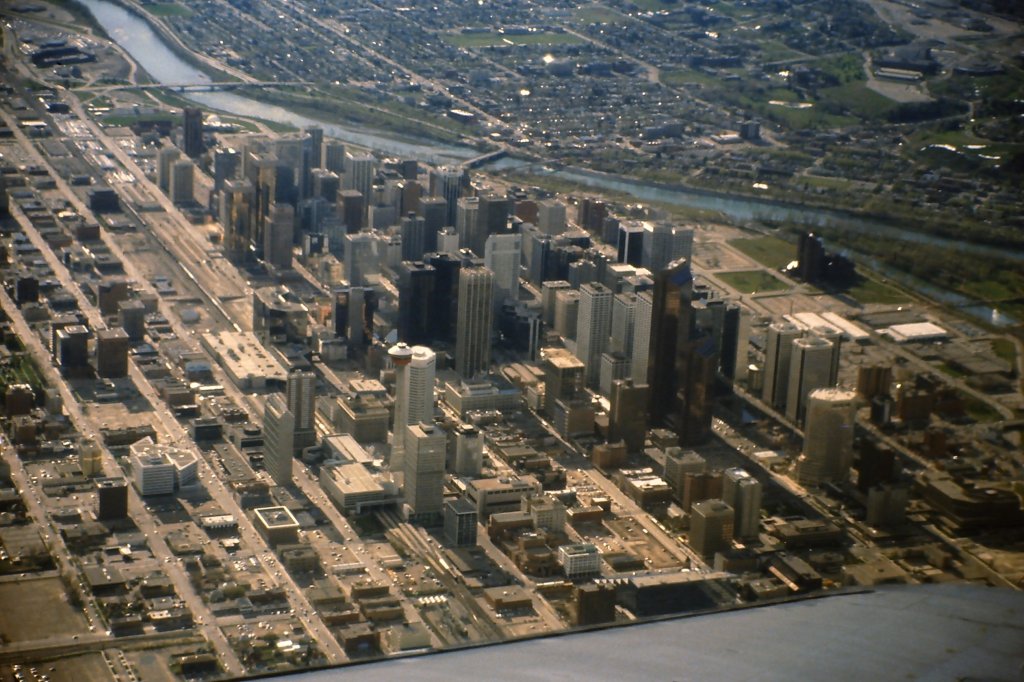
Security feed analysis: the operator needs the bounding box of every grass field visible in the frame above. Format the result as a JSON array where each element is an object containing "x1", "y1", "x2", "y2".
[
  {"x1": 843, "y1": 276, "x2": 909, "y2": 305},
  {"x1": 729, "y1": 236, "x2": 795, "y2": 270},
  {"x1": 819, "y1": 82, "x2": 897, "y2": 120},
  {"x1": 962, "y1": 393, "x2": 1003, "y2": 423},
  {"x1": 718, "y1": 270, "x2": 789, "y2": 294},
  {"x1": 661, "y1": 68, "x2": 720, "y2": 87},
  {"x1": 445, "y1": 31, "x2": 583, "y2": 48},
  {"x1": 576, "y1": 4, "x2": 625, "y2": 23},
  {"x1": 0, "y1": 577, "x2": 88, "y2": 642},
  {"x1": 992, "y1": 338, "x2": 1017, "y2": 366},
  {"x1": 627, "y1": 0, "x2": 680, "y2": 9},
  {"x1": 145, "y1": 2, "x2": 193, "y2": 17}
]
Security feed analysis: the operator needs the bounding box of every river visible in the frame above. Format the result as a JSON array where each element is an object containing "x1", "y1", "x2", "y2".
[
  {"x1": 77, "y1": 0, "x2": 477, "y2": 163},
  {"x1": 77, "y1": 0, "x2": 1018, "y2": 326}
]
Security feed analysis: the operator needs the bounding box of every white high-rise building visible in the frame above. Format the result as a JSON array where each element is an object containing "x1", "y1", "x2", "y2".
[
  {"x1": 762, "y1": 321, "x2": 802, "y2": 410},
  {"x1": 455, "y1": 196, "x2": 480, "y2": 253},
  {"x1": 390, "y1": 343, "x2": 436, "y2": 469},
  {"x1": 575, "y1": 282, "x2": 614, "y2": 387},
  {"x1": 430, "y1": 166, "x2": 464, "y2": 226},
  {"x1": 785, "y1": 335, "x2": 835, "y2": 423},
  {"x1": 263, "y1": 394, "x2": 295, "y2": 486},
  {"x1": 344, "y1": 232, "x2": 379, "y2": 286},
  {"x1": 610, "y1": 292, "x2": 637, "y2": 356},
  {"x1": 286, "y1": 368, "x2": 317, "y2": 451},
  {"x1": 722, "y1": 468, "x2": 763, "y2": 540},
  {"x1": 537, "y1": 199, "x2": 567, "y2": 235},
  {"x1": 263, "y1": 203, "x2": 294, "y2": 270},
  {"x1": 404, "y1": 422, "x2": 447, "y2": 521},
  {"x1": 643, "y1": 223, "x2": 694, "y2": 274},
  {"x1": 343, "y1": 152, "x2": 375, "y2": 203},
  {"x1": 455, "y1": 266, "x2": 493, "y2": 377},
  {"x1": 796, "y1": 388, "x2": 858, "y2": 485},
  {"x1": 630, "y1": 290, "x2": 653, "y2": 384},
  {"x1": 454, "y1": 423, "x2": 484, "y2": 477},
  {"x1": 157, "y1": 147, "x2": 181, "y2": 192},
  {"x1": 484, "y1": 233, "x2": 522, "y2": 314},
  {"x1": 437, "y1": 226, "x2": 460, "y2": 253}
]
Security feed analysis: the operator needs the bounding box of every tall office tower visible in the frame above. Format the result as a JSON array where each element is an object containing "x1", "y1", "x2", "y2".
[
  {"x1": 297, "y1": 197, "x2": 329, "y2": 234},
  {"x1": 475, "y1": 193, "x2": 510, "y2": 256},
  {"x1": 429, "y1": 166, "x2": 465, "y2": 227},
  {"x1": 96, "y1": 477, "x2": 129, "y2": 521},
  {"x1": 96, "y1": 328, "x2": 130, "y2": 378},
  {"x1": 400, "y1": 180, "x2": 422, "y2": 215},
  {"x1": 631, "y1": 290, "x2": 653, "y2": 384},
  {"x1": 720, "y1": 302, "x2": 751, "y2": 382},
  {"x1": 813, "y1": 326, "x2": 843, "y2": 385},
  {"x1": 785, "y1": 335, "x2": 836, "y2": 423},
  {"x1": 537, "y1": 199, "x2": 567, "y2": 235},
  {"x1": 183, "y1": 107, "x2": 203, "y2": 158},
  {"x1": 390, "y1": 344, "x2": 436, "y2": 468},
  {"x1": 617, "y1": 222, "x2": 645, "y2": 266},
  {"x1": 305, "y1": 126, "x2": 323, "y2": 169},
  {"x1": 762, "y1": 321, "x2": 802, "y2": 410},
  {"x1": 323, "y1": 141, "x2": 345, "y2": 173},
  {"x1": 404, "y1": 422, "x2": 447, "y2": 523},
  {"x1": 677, "y1": 335, "x2": 718, "y2": 446},
  {"x1": 610, "y1": 292, "x2": 637, "y2": 356},
  {"x1": 312, "y1": 169, "x2": 340, "y2": 202},
  {"x1": 797, "y1": 232, "x2": 826, "y2": 283},
  {"x1": 541, "y1": 280, "x2": 572, "y2": 327},
  {"x1": 382, "y1": 233, "x2": 403, "y2": 269},
  {"x1": 455, "y1": 196, "x2": 480, "y2": 254},
  {"x1": 576, "y1": 198, "x2": 607, "y2": 233},
  {"x1": 424, "y1": 252, "x2": 462, "y2": 343},
  {"x1": 553, "y1": 289, "x2": 580, "y2": 340},
  {"x1": 263, "y1": 203, "x2": 294, "y2": 270},
  {"x1": 155, "y1": 146, "x2": 180, "y2": 188},
  {"x1": 169, "y1": 159, "x2": 194, "y2": 205},
  {"x1": 690, "y1": 500, "x2": 735, "y2": 558},
  {"x1": 343, "y1": 153, "x2": 375, "y2": 204},
  {"x1": 263, "y1": 394, "x2": 295, "y2": 486},
  {"x1": 220, "y1": 179, "x2": 252, "y2": 260},
  {"x1": 397, "y1": 261, "x2": 436, "y2": 345},
  {"x1": 599, "y1": 352, "x2": 630, "y2": 397},
  {"x1": 419, "y1": 196, "x2": 447, "y2": 245},
  {"x1": 856, "y1": 365, "x2": 893, "y2": 400},
  {"x1": 437, "y1": 226, "x2": 459, "y2": 253},
  {"x1": 526, "y1": 231, "x2": 556, "y2": 285},
  {"x1": 542, "y1": 347, "x2": 585, "y2": 417},
  {"x1": 796, "y1": 388, "x2": 858, "y2": 485},
  {"x1": 295, "y1": 135, "x2": 316, "y2": 200},
  {"x1": 453, "y1": 423, "x2": 484, "y2": 477},
  {"x1": 484, "y1": 232, "x2": 522, "y2": 316},
  {"x1": 722, "y1": 468, "x2": 763, "y2": 540},
  {"x1": 344, "y1": 231, "x2": 379, "y2": 286},
  {"x1": 567, "y1": 260, "x2": 596, "y2": 290},
  {"x1": 455, "y1": 266, "x2": 494, "y2": 377},
  {"x1": 646, "y1": 259, "x2": 695, "y2": 426},
  {"x1": 609, "y1": 378, "x2": 649, "y2": 453},
  {"x1": 213, "y1": 147, "x2": 239, "y2": 193},
  {"x1": 400, "y1": 213, "x2": 427, "y2": 261},
  {"x1": 338, "y1": 189, "x2": 364, "y2": 233},
  {"x1": 601, "y1": 214, "x2": 620, "y2": 246},
  {"x1": 663, "y1": 448, "x2": 705, "y2": 500},
  {"x1": 287, "y1": 368, "x2": 317, "y2": 452},
  {"x1": 642, "y1": 223, "x2": 694, "y2": 276}
]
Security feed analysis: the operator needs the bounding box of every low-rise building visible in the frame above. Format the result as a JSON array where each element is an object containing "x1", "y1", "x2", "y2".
[{"x1": 558, "y1": 543, "x2": 601, "y2": 578}]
